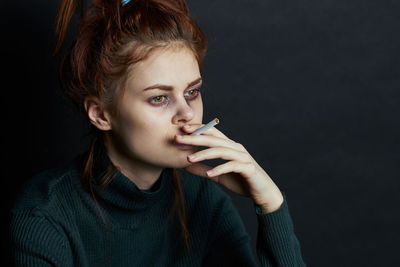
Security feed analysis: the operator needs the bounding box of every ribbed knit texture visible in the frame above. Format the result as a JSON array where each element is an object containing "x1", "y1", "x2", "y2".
[{"x1": 9, "y1": 141, "x2": 306, "y2": 266}]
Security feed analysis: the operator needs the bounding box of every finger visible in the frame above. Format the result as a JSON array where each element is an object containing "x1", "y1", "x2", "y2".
[
  {"x1": 183, "y1": 162, "x2": 219, "y2": 182},
  {"x1": 206, "y1": 161, "x2": 255, "y2": 181},
  {"x1": 182, "y1": 123, "x2": 229, "y2": 140},
  {"x1": 187, "y1": 147, "x2": 250, "y2": 164},
  {"x1": 176, "y1": 134, "x2": 237, "y2": 150},
  {"x1": 184, "y1": 163, "x2": 223, "y2": 183}
]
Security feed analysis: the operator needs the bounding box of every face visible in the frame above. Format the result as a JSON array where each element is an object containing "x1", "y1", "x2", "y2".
[{"x1": 107, "y1": 45, "x2": 203, "y2": 169}]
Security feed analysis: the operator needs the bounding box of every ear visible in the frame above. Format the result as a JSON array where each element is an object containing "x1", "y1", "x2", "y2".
[{"x1": 84, "y1": 96, "x2": 112, "y2": 131}]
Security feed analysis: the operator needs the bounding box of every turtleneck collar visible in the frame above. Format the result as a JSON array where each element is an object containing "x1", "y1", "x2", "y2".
[
  {"x1": 96, "y1": 138, "x2": 172, "y2": 205},
  {"x1": 77, "y1": 138, "x2": 174, "y2": 226}
]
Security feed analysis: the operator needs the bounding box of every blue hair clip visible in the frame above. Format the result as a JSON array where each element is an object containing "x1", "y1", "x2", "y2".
[{"x1": 122, "y1": 0, "x2": 131, "y2": 6}]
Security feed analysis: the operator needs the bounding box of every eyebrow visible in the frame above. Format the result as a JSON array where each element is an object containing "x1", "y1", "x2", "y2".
[{"x1": 142, "y1": 77, "x2": 202, "y2": 92}]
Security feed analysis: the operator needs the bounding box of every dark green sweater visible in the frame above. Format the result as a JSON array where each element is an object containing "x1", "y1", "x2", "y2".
[{"x1": 9, "y1": 141, "x2": 305, "y2": 266}]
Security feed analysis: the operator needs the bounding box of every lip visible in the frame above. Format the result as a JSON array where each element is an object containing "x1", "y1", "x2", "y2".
[
  {"x1": 171, "y1": 128, "x2": 195, "y2": 150},
  {"x1": 177, "y1": 129, "x2": 189, "y2": 136},
  {"x1": 173, "y1": 131, "x2": 195, "y2": 150}
]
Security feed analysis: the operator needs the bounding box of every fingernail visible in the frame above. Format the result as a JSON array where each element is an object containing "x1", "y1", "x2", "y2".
[
  {"x1": 206, "y1": 170, "x2": 214, "y2": 176},
  {"x1": 184, "y1": 125, "x2": 191, "y2": 129}
]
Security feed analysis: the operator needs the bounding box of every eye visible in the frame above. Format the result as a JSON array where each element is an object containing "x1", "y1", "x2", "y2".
[
  {"x1": 149, "y1": 95, "x2": 170, "y2": 106},
  {"x1": 151, "y1": 95, "x2": 167, "y2": 104},
  {"x1": 184, "y1": 87, "x2": 202, "y2": 99},
  {"x1": 149, "y1": 86, "x2": 202, "y2": 106}
]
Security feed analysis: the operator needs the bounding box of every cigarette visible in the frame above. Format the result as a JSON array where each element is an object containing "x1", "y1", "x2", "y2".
[{"x1": 190, "y1": 118, "x2": 220, "y2": 135}]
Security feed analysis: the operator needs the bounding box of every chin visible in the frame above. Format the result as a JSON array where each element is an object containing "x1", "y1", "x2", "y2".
[{"x1": 161, "y1": 153, "x2": 195, "y2": 169}]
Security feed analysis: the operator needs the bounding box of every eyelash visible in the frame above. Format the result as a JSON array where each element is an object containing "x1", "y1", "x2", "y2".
[{"x1": 149, "y1": 87, "x2": 202, "y2": 106}]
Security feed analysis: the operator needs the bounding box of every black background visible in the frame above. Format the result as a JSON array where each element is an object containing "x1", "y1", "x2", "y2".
[{"x1": 2, "y1": 0, "x2": 400, "y2": 266}]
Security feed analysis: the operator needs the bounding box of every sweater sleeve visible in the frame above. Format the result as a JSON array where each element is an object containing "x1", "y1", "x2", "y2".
[
  {"x1": 9, "y1": 208, "x2": 74, "y2": 267},
  {"x1": 253, "y1": 193, "x2": 306, "y2": 266},
  {"x1": 202, "y1": 188, "x2": 305, "y2": 267}
]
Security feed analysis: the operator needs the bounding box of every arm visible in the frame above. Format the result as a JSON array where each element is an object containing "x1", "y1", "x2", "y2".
[
  {"x1": 9, "y1": 208, "x2": 73, "y2": 267},
  {"x1": 202, "y1": 186, "x2": 305, "y2": 267},
  {"x1": 253, "y1": 192, "x2": 306, "y2": 266},
  {"x1": 179, "y1": 120, "x2": 307, "y2": 265}
]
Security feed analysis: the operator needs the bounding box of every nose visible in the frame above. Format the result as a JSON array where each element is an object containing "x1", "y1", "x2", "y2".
[{"x1": 172, "y1": 98, "x2": 195, "y2": 125}]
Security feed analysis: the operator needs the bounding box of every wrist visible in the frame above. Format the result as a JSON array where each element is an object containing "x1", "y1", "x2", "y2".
[
  {"x1": 260, "y1": 199, "x2": 284, "y2": 213},
  {"x1": 257, "y1": 191, "x2": 284, "y2": 214}
]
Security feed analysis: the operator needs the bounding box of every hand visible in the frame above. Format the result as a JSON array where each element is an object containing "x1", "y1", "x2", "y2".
[{"x1": 175, "y1": 123, "x2": 284, "y2": 213}]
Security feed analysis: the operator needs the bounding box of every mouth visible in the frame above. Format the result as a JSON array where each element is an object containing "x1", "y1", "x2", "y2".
[
  {"x1": 172, "y1": 130, "x2": 196, "y2": 150},
  {"x1": 177, "y1": 130, "x2": 187, "y2": 135}
]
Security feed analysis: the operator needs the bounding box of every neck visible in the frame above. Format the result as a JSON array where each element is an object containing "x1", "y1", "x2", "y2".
[{"x1": 103, "y1": 133, "x2": 163, "y2": 190}]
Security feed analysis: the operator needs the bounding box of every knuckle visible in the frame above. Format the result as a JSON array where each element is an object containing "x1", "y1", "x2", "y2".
[
  {"x1": 242, "y1": 151, "x2": 251, "y2": 161},
  {"x1": 233, "y1": 141, "x2": 243, "y2": 149},
  {"x1": 247, "y1": 162, "x2": 256, "y2": 172},
  {"x1": 238, "y1": 142, "x2": 246, "y2": 150}
]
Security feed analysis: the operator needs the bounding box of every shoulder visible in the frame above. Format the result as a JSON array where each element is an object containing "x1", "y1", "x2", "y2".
[
  {"x1": 10, "y1": 159, "x2": 81, "y2": 216},
  {"x1": 8, "y1": 160, "x2": 82, "y2": 257}
]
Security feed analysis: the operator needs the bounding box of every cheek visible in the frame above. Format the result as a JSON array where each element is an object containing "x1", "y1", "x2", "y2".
[
  {"x1": 118, "y1": 111, "x2": 166, "y2": 148},
  {"x1": 193, "y1": 98, "x2": 204, "y2": 120}
]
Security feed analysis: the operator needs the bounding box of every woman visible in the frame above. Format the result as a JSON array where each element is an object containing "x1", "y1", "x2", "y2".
[{"x1": 9, "y1": 0, "x2": 306, "y2": 266}]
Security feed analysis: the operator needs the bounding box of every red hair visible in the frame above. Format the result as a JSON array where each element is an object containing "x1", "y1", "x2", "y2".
[{"x1": 54, "y1": 0, "x2": 207, "y2": 251}]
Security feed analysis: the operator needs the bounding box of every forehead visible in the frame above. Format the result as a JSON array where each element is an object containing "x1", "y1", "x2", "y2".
[{"x1": 127, "y1": 46, "x2": 200, "y2": 91}]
